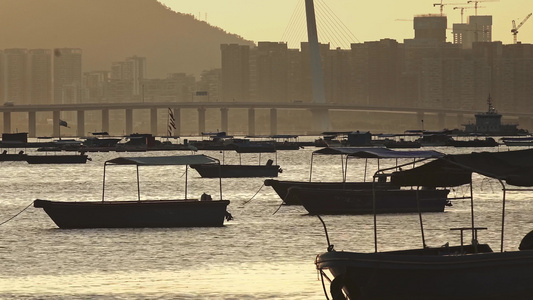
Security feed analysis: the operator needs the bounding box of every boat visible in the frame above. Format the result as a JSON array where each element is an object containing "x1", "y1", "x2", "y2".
[
  {"x1": 191, "y1": 160, "x2": 282, "y2": 178},
  {"x1": 501, "y1": 136, "x2": 533, "y2": 147},
  {"x1": 0, "y1": 150, "x2": 27, "y2": 161},
  {"x1": 461, "y1": 94, "x2": 528, "y2": 136},
  {"x1": 25, "y1": 153, "x2": 89, "y2": 164},
  {"x1": 33, "y1": 154, "x2": 232, "y2": 228},
  {"x1": 265, "y1": 147, "x2": 450, "y2": 211},
  {"x1": 449, "y1": 136, "x2": 499, "y2": 147},
  {"x1": 315, "y1": 149, "x2": 533, "y2": 300},
  {"x1": 293, "y1": 186, "x2": 449, "y2": 214}
]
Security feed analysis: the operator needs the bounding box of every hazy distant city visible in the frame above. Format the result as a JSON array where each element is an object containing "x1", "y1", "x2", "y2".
[{"x1": 1, "y1": 12, "x2": 532, "y2": 136}]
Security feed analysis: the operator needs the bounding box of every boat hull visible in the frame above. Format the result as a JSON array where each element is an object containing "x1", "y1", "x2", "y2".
[
  {"x1": 264, "y1": 179, "x2": 399, "y2": 205},
  {"x1": 34, "y1": 199, "x2": 231, "y2": 228},
  {"x1": 26, "y1": 154, "x2": 88, "y2": 164},
  {"x1": 191, "y1": 164, "x2": 281, "y2": 178},
  {"x1": 293, "y1": 187, "x2": 449, "y2": 214},
  {"x1": 316, "y1": 249, "x2": 533, "y2": 300}
]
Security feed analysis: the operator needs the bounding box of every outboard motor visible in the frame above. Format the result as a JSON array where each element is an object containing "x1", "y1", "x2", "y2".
[{"x1": 519, "y1": 230, "x2": 533, "y2": 250}]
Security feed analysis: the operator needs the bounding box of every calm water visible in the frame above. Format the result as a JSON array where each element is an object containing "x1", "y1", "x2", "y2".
[{"x1": 0, "y1": 144, "x2": 532, "y2": 299}]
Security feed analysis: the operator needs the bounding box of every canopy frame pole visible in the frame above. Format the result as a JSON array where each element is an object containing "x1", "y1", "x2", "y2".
[
  {"x1": 470, "y1": 180, "x2": 476, "y2": 246},
  {"x1": 372, "y1": 174, "x2": 378, "y2": 253},
  {"x1": 416, "y1": 186, "x2": 427, "y2": 248},
  {"x1": 500, "y1": 180, "x2": 506, "y2": 252},
  {"x1": 102, "y1": 162, "x2": 108, "y2": 202},
  {"x1": 136, "y1": 165, "x2": 141, "y2": 201},
  {"x1": 309, "y1": 153, "x2": 315, "y2": 181},
  {"x1": 340, "y1": 154, "x2": 345, "y2": 181},
  {"x1": 364, "y1": 158, "x2": 368, "y2": 182},
  {"x1": 185, "y1": 165, "x2": 188, "y2": 199}
]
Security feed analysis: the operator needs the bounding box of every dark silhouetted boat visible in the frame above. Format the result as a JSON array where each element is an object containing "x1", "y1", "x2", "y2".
[
  {"x1": 315, "y1": 149, "x2": 533, "y2": 300},
  {"x1": 34, "y1": 154, "x2": 232, "y2": 228},
  {"x1": 25, "y1": 153, "x2": 89, "y2": 164},
  {"x1": 191, "y1": 161, "x2": 282, "y2": 178},
  {"x1": 265, "y1": 147, "x2": 450, "y2": 213}
]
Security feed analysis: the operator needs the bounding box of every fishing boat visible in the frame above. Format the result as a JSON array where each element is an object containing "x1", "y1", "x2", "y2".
[
  {"x1": 501, "y1": 136, "x2": 533, "y2": 147},
  {"x1": 0, "y1": 150, "x2": 27, "y2": 161},
  {"x1": 191, "y1": 148, "x2": 282, "y2": 178},
  {"x1": 25, "y1": 152, "x2": 89, "y2": 164},
  {"x1": 265, "y1": 147, "x2": 450, "y2": 213},
  {"x1": 315, "y1": 149, "x2": 533, "y2": 300},
  {"x1": 34, "y1": 154, "x2": 232, "y2": 228}
]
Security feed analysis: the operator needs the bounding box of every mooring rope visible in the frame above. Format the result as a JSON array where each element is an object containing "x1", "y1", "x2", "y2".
[
  {"x1": 272, "y1": 201, "x2": 284, "y2": 215},
  {"x1": 244, "y1": 183, "x2": 264, "y2": 205},
  {"x1": 0, "y1": 201, "x2": 33, "y2": 226}
]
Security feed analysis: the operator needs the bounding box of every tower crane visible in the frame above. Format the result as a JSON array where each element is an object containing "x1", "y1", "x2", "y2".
[
  {"x1": 433, "y1": 1, "x2": 465, "y2": 16},
  {"x1": 512, "y1": 13, "x2": 532, "y2": 44},
  {"x1": 467, "y1": 0, "x2": 499, "y2": 16},
  {"x1": 453, "y1": 6, "x2": 484, "y2": 23}
]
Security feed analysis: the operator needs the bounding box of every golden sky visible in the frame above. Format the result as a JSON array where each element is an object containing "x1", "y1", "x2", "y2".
[{"x1": 159, "y1": 0, "x2": 532, "y2": 48}]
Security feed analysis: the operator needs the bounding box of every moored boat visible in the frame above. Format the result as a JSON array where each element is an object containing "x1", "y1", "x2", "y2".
[
  {"x1": 34, "y1": 154, "x2": 232, "y2": 228},
  {"x1": 25, "y1": 153, "x2": 89, "y2": 164},
  {"x1": 191, "y1": 162, "x2": 282, "y2": 178},
  {"x1": 315, "y1": 149, "x2": 533, "y2": 300},
  {"x1": 265, "y1": 147, "x2": 450, "y2": 213}
]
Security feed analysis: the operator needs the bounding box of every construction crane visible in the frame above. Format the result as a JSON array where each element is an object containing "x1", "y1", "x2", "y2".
[
  {"x1": 433, "y1": 1, "x2": 465, "y2": 16},
  {"x1": 467, "y1": 0, "x2": 499, "y2": 16},
  {"x1": 453, "y1": 6, "x2": 484, "y2": 23},
  {"x1": 512, "y1": 13, "x2": 532, "y2": 44}
]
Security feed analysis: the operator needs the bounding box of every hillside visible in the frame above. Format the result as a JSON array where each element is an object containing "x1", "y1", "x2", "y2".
[{"x1": 0, "y1": 0, "x2": 255, "y2": 77}]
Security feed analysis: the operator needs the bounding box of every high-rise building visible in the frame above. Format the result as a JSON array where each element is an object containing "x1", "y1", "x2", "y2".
[
  {"x1": 220, "y1": 44, "x2": 250, "y2": 102},
  {"x1": 111, "y1": 56, "x2": 146, "y2": 97},
  {"x1": 453, "y1": 16, "x2": 493, "y2": 49},
  {"x1": 413, "y1": 15, "x2": 447, "y2": 43},
  {"x1": 28, "y1": 49, "x2": 52, "y2": 105},
  {"x1": 53, "y1": 48, "x2": 82, "y2": 104},
  {"x1": 2, "y1": 48, "x2": 28, "y2": 104}
]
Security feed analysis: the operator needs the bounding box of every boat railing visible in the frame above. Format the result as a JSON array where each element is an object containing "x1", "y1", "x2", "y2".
[{"x1": 450, "y1": 227, "x2": 488, "y2": 254}]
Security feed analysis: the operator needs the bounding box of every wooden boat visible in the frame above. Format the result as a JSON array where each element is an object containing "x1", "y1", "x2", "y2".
[
  {"x1": 293, "y1": 186, "x2": 449, "y2": 214},
  {"x1": 191, "y1": 162, "x2": 282, "y2": 178},
  {"x1": 265, "y1": 147, "x2": 449, "y2": 211},
  {"x1": 315, "y1": 149, "x2": 533, "y2": 300},
  {"x1": 449, "y1": 137, "x2": 499, "y2": 147},
  {"x1": 34, "y1": 154, "x2": 232, "y2": 228},
  {"x1": 264, "y1": 180, "x2": 397, "y2": 205},
  {"x1": 25, "y1": 153, "x2": 89, "y2": 164},
  {"x1": 501, "y1": 136, "x2": 533, "y2": 147},
  {"x1": 0, "y1": 150, "x2": 27, "y2": 161}
]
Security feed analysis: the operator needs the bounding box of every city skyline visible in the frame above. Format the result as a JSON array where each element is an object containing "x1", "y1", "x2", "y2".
[{"x1": 159, "y1": 0, "x2": 533, "y2": 47}]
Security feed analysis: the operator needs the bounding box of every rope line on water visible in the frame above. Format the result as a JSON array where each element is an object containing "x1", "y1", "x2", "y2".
[
  {"x1": 272, "y1": 202, "x2": 284, "y2": 215},
  {"x1": 244, "y1": 183, "x2": 264, "y2": 205},
  {"x1": 0, "y1": 201, "x2": 34, "y2": 226}
]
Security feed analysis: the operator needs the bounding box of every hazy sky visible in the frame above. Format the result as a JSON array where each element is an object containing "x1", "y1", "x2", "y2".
[{"x1": 159, "y1": 0, "x2": 532, "y2": 48}]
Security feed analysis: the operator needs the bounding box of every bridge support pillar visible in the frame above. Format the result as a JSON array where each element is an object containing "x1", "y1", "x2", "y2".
[
  {"x1": 125, "y1": 109, "x2": 133, "y2": 135},
  {"x1": 270, "y1": 108, "x2": 277, "y2": 135},
  {"x1": 248, "y1": 108, "x2": 255, "y2": 136},
  {"x1": 77, "y1": 110, "x2": 85, "y2": 137},
  {"x1": 150, "y1": 108, "x2": 158, "y2": 136},
  {"x1": 220, "y1": 108, "x2": 228, "y2": 133},
  {"x1": 53, "y1": 111, "x2": 60, "y2": 137},
  {"x1": 3, "y1": 112, "x2": 11, "y2": 134},
  {"x1": 101, "y1": 109, "x2": 109, "y2": 133},
  {"x1": 438, "y1": 112, "x2": 446, "y2": 130},
  {"x1": 198, "y1": 108, "x2": 206, "y2": 134},
  {"x1": 28, "y1": 112, "x2": 36, "y2": 138},
  {"x1": 417, "y1": 112, "x2": 425, "y2": 131}
]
